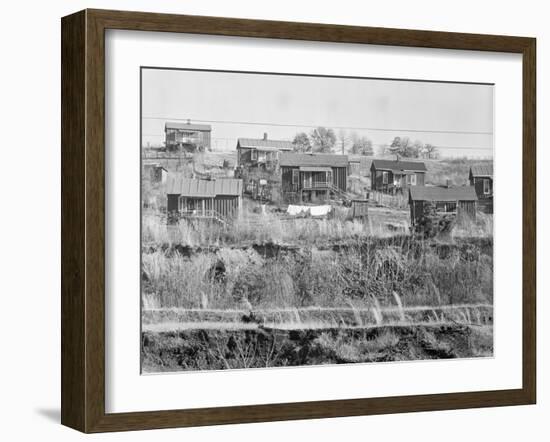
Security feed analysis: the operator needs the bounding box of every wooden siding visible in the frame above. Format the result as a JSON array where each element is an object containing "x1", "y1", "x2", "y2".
[
  {"x1": 166, "y1": 128, "x2": 211, "y2": 151},
  {"x1": 213, "y1": 195, "x2": 240, "y2": 218},
  {"x1": 409, "y1": 200, "x2": 424, "y2": 225},
  {"x1": 471, "y1": 176, "x2": 493, "y2": 200},
  {"x1": 409, "y1": 199, "x2": 476, "y2": 225},
  {"x1": 333, "y1": 167, "x2": 347, "y2": 192},
  {"x1": 167, "y1": 194, "x2": 240, "y2": 220},
  {"x1": 237, "y1": 148, "x2": 252, "y2": 165},
  {"x1": 238, "y1": 148, "x2": 278, "y2": 168},
  {"x1": 371, "y1": 165, "x2": 425, "y2": 193},
  {"x1": 457, "y1": 201, "x2": 477, "y2": 221},
  {"x1": 281, "y1": 166, "x2": 347, "y2": 192},
  {"x1": 167, "y1": 194, "x2": 179, "y2": 214}
]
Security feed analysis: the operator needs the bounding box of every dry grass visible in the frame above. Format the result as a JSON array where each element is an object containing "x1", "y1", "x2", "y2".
[
  {"x1": 142, "y1": 205, "x2": 410, "y2": 248},
  {"x1": 142, "y1": 236, "x2": 493, "y2": 312}
]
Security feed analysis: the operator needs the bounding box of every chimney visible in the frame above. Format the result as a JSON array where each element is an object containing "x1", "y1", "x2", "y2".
[
  {"x1": 263, "y1": 132, "x2": 268, "y2": 141},
  {"x1": 446, "y1": 179, "x2": 452, "y2": 188}
]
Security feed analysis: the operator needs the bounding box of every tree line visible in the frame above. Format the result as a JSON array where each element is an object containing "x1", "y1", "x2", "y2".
[{"x1": 292, "y1": 127, "x2": 438, "y2": 159}]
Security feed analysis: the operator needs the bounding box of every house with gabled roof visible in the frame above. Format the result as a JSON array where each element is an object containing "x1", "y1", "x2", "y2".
[
  {"x1": 236, "y1": 133, "x2": 293, "y2": 170},
  {"x1": 408, "y1": 186, "x2": 477, "y2": 226},
  {"x1": 370, "y1": 159, "x2": 427, "y2": 194},
  {"x1": 166, "y1": 176, "x2": 242, "y2": 223},
  {"x1": 165, "y1": 121, "x2": 212, "y2": 152},
  {"x1": 279, "y1": 153, "x2": 348, "y2": 202}
]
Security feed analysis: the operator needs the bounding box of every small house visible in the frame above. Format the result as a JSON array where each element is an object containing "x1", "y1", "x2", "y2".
[
  {"x1": 143, "y1": 163, "x2": 168, "y2": 183},
  {"x1": 279, "y1": 153, "x2": 348, "y2": 202},
  {"x1": 348, "y1": 155, "x2": 369, "y2": 177},
  {"x1": 166, "y1": 176, "x2": 242, "y2": 222},
  {"x1": 165, "y1": 121, "x2": 212, "y2": 152},
  {"x1": 469, "y1": 164, "x2": 493, "y2": 198},
  {"x1": 408, "y1": 186, "x2": 477, "y2": 226},
  {"x1": 370, "y1": 159, "x2": 427, "y2": 194},
  {"x1": 236, "y1": 133, "x2": 293, "y2": 169}
]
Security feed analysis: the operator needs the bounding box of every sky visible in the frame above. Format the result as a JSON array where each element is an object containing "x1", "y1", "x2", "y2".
[{"x1": 141, "y1": 68, "x2": 494, "y2": 158}]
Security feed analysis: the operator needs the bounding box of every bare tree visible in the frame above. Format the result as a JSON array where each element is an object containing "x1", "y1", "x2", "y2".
[
  {"x1": 424, "y1": 143, "x2": 438, "y2": 159},
  {"x1": 337, "y1": 129, "x2": 351, "y2": 155},
  {"x1": 389, "y1": 136, "x2": 418, "y2": 158},
  {"x1": 350, "y1": 136, "x2": 374, "y2": 156},
  {"x1": 310, "y1": 127, "x2": 337, "y2": 153}
]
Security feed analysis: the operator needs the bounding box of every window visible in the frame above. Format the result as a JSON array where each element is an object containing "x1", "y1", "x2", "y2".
[
  {"x1": 382, "y1": 171, "x2": 388, "y2": 184},
  {"x1": 292, "y1": 169, "x2": 299, "y2": 185},
  {"x1": 251, "y1": 149, "x2": 258, "y2": 161},
  {"x1": 483, "y1": 179, "x2": 491, "y2": 194},
  {"x1": 410, "y1": 174, "x2": 417, "y2": 185}
]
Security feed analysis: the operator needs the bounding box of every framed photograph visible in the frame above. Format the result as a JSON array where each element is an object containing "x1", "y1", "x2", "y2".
[{"x1": 61, "y1": 9, "x2": 536, "y2": 433}]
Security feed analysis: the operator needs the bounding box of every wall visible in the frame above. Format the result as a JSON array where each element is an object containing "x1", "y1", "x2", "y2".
[{"x1": 0, "y1": 0, "x2": 547, "y2": 441}]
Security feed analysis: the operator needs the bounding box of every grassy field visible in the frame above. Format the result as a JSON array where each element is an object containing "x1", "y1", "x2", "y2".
[{"x1": 141, "y1": 155, "x2": 494, "y2": 372}]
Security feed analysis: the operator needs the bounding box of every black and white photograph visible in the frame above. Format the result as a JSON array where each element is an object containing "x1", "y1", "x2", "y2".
[{"x1": 140, "y1": 68, "x2": 494, "y2": 373}]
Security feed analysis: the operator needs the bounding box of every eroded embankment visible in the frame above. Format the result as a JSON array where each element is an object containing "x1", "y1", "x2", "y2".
[
  {"x1": 141, "y1": 324, "x2": 493, "y2": 373},
  {"x1": 142, "y1": 236, "x2": 493, "y2": 259}
]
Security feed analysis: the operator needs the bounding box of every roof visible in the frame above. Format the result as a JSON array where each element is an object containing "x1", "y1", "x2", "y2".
[
  {"x1": 166, "y1": 176, "x2": 242, "y2": 197},
  {"x1": 279, "y1": 153, "x2": 349, "y2": 168},
  {"x1": 299, "y1": 166, "x2": 332, "y2": 172},
  {"x1": 165, "y1": 122, "x2": 212, "y2": 132},
  {"x1": 470, "y1": 164, "x2": 493, "y2": 178},
  {"x1": 371, "y1": 159, "x2": 427, "y2": 172},
  {"x1": 237, "y1": 138, "x2": 293, "y2": 151},
  {"x1": 409, "y1": 186, "x2": 478, "y2": 202}
]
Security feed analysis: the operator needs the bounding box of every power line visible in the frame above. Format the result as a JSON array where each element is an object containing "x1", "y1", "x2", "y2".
[
  {"x1": 141, "y1": 134, "x2": 492, "y2": 151},
  {"x1": 141, "y1": 116, "x2": 493, "y2": 136}
]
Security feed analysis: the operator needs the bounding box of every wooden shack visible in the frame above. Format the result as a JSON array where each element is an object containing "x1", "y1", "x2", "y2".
[
  {"x1": 469, "y1": 164, "x2": 493, "y2": 214},
  {"x1": 279, "y1": 153, "x2": 348, "y2": 202},
  {"x1": 166, "y1": 176, "x2": 242, "y2": 222},
  {"x1": 143, "y1": 163, "x2": 168, "y2": 183},
  {"x1": 408, "y1": 186, "x2": 478, "y2": 226},
  {"x1": 371, "y1": 159, "x2": 426, "y2": 194},
  {"x1": 165, "y1": 121, "x2": 212, "y2": 152},
  {"x1": 236, "y1": 133, "x2": 293, "y2": 170}
]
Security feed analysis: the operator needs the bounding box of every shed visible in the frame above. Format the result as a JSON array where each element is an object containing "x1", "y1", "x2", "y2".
[
  {"x1": 371, "y1": 159, "x2": 427, "y2": 194},
  {"x1": 408, "y1": 186, "x2": 478, "y2": 225},
  {"x1": 166, "y1": 176, "x2": 243, "y2": 221},
  {"x1": 279, "y1": 153, "x2": 348, "y2": 202},
  {"x1": 143, "y1": 163, "x2": 168, "y2": 183}
]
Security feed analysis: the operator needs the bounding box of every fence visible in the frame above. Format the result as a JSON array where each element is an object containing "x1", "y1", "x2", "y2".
[{"x1": 368, "y1": 190, "x2": 409, "y2": 209}]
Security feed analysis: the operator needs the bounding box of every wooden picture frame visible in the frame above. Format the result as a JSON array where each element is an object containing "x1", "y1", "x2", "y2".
[{"x1": 61, "y1": 9, "x2": 536, "y2": 433}]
